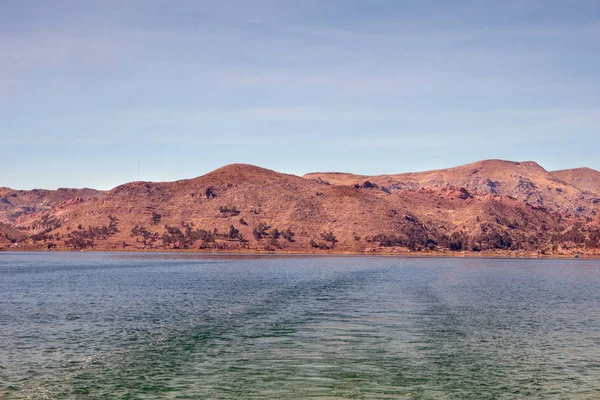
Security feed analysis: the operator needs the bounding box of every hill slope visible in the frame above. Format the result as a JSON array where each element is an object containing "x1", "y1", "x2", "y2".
[
  {"x1": 0, "y1": 187, "x2": 103, "y2": 224},
  {"x1": 551, "y1": 167, "x2": 600, "y2": 195},
  {"x1": 0, "y1": 222, "x2": 28, "y2": 246}
]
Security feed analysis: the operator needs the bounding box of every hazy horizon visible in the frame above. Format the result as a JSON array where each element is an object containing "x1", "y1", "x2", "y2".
[{"x1": 2, "y1": 1, "x2": 599, "y2": 190}]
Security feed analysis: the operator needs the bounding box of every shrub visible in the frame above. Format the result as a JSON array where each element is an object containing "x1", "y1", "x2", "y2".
[
  {"x1": 320, "y1": 232, "x2": 338, "y2": 245},
  {"x1": 228, "y1": 225, "x2": 240, "y2": 239},
  {"x1": 252, "y1": 222, "x2": 271, "y2": 240},
  {"x1": 108, "y1": 215, "x2": 119, "y2": 234},
  {"x1": 282, "y1": 228, "x2": 295, "y2": 242},
  {"x1": 205, "y1": 187, "x2": 216, "y2": 199},
  {"x1": 219, "y1": 205, "x2": 240, "y2": 216}
]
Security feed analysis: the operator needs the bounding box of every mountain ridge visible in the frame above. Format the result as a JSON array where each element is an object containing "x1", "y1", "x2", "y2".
[
  {"x1": 304, "y1": 159, "x2": 597, "y2": 215},
  {"x1": 1, "y1": 160, "x2": 599, "y2": 255}
]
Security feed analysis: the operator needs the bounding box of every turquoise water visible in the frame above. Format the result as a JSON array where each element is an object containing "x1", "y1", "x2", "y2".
[{"x1": 0, "y1": 253, "x2": 599, "y2": 399}]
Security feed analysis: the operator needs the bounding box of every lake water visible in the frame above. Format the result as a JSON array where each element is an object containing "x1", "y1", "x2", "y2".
[{"x1": 0, "y1": 253, "x2": 599, "y2": 399}]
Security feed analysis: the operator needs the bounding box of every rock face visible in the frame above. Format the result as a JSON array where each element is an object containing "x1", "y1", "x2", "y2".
[{"x1": 1, "y1": 161, "x2": 599, "y2": 254}]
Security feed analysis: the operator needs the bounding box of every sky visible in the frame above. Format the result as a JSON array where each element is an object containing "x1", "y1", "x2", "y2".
[{"x1": 1, "y1": 0, "x2": 599, "y2": 190}]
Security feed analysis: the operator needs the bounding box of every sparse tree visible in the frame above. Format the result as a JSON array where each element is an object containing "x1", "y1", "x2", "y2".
[
  {"x1": 321, "y1": 231, "x2": 338, "y2": 247},
  {"x1": 229, "y1": 225, "x2": 240, "y2": 239},
  {"x1": 205, "y1": 187, "x2": 216, "y2": 199},
  {"x1": 282, "y1": 228, "x2": 295, "y2": 242}
]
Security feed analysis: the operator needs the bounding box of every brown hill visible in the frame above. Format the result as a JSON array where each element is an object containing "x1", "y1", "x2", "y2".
[
  {"x1": 551, "y1": 167, "x2": 600, "y2": 195},
  {"x1": 29, "y1": 164, "x2": 423, "y2": 251},
  {"x1": 2, "y1": 162, "x2": 599, "y2": 255},
  {"x1": 305, "y1": 159, "x2": 597, "y2": 216}
]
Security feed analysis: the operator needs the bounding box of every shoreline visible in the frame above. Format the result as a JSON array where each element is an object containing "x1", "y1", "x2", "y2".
[{"x1": 2, "y1": 246, "x2": 598, "y2": 260}]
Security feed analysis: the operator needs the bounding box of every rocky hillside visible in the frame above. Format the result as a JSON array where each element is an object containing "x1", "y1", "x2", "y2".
[
  {"x1": 1, "y1": 161, "x2": 599, "y2": 255},
  {"x1": 0, "y1": 222, "x2": 27, "y2": 246},
  {"x1": 0, "y1": 187, "x2": 103, "y2": 223},
  {"x1": 305, "y1": 160, "x2": 599, "y2": 216}
]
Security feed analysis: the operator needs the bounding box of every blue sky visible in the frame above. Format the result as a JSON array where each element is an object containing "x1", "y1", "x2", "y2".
[{"x1": 2, "y1": 0, "x2": 599, "y2": 189}]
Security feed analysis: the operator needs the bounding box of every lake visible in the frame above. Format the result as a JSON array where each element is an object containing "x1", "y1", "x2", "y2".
[{"x1": 0, "y1": 253, "x2": 599, "y2": 399}]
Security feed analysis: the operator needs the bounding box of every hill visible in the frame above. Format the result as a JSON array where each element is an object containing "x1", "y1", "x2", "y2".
[
  {"x1": 304, "y1": 159, "x2": 598, "y2": 216},
  {"x1": 551, "y1": 167, "x2": 600, "y2": 195},
  {"x1": 1, "y1": 161, "x2": 599, "y2": 255}
]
